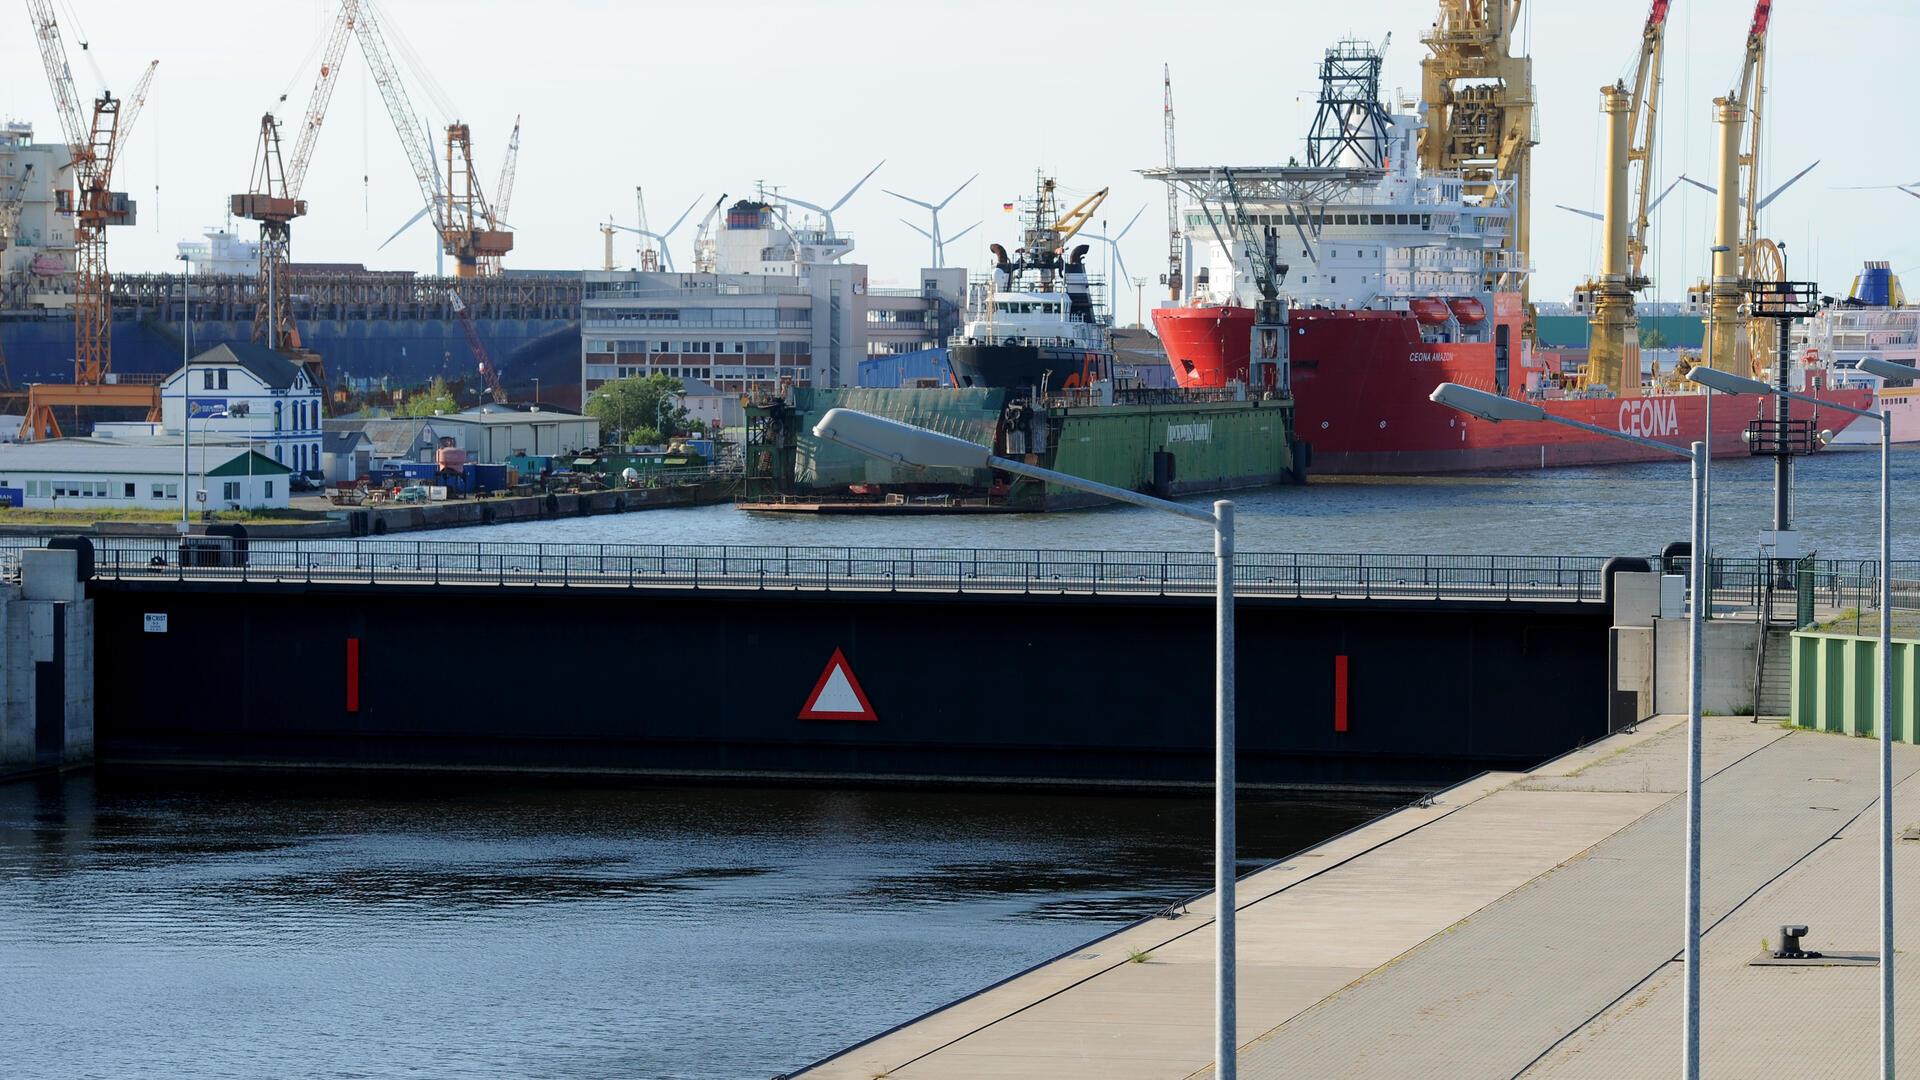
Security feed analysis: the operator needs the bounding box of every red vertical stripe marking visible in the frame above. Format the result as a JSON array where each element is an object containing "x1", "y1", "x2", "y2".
[
  {"x1": 346, "y1": 637, "x2": 360, "y2": 713},
  {"x1": 1334, "y1": 654, "x2": 1349, "y2": 733}
]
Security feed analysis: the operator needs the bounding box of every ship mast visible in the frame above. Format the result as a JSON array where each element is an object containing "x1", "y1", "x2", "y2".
[
  {"x1": 1163, "y1": 65, "x2": 1181, "y2": 302},
  {"x1": 1420, "y1": 1, "x2": 1535, "y2": 326}
]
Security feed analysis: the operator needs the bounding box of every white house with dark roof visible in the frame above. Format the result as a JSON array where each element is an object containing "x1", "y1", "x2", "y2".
[
  {"x1": 159, "y1": 343, "x2": 325, "y2": 475},
  {"x1": 0, "y1": 439, "x2": 290, "y2": 510}
]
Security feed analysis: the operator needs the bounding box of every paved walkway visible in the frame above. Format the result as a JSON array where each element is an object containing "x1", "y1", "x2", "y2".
[{"x1": 787, "y1": 718, "x2": 1920, "y2": 1079}]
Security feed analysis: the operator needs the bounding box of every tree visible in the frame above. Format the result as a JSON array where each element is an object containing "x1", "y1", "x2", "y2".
[
  {"x1": 1639, "y1": 324, "x2": 1670, "y2": 350},
  {"x1": 587, "y1": 373, "x2": 692, "y2": 445},
  {"x1": 398, "y1": 376, "x2": 459, "y2": 418}
]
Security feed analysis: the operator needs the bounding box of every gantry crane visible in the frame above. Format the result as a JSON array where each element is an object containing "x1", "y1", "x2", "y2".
[
  {"x1": 230, "y1": 0, "x2": 359, "y2": 405},
  {"x1": 1420, "y1": 1, "x2": 1536, "y2": 324},
  {"x1": 21, "y1": 0, "x2": 158, "y2": 439},
  {"x1": 1580, "y1": 0, "x2": 1671, "y2": 397}
]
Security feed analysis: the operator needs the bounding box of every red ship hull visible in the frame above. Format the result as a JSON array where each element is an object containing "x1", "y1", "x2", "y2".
[{"x1": 1152, "y1": 298, "x2": 1873, "y2": 474}]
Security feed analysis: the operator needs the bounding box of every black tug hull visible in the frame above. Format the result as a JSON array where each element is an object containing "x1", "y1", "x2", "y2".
[{"x1": 949, "y1": 343, "x2": 1113, "y2": 390}]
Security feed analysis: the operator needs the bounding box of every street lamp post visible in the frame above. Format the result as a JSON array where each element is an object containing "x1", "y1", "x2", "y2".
[
  {"x1": 1688, "y1": 361, "x2": 1899, "y2": 1079},
  {"x1": 533, "y1": 377, "x2": 541, "y2": 406},
  {"x1": 1430, "y1": 382, "x2": 1708, "y2": 1079},
  {"x1": 810, "y1": 407, "x2": 1242, "y2": 1080},
  {"x1": 177, "y1": 253, "x2": 191, "y2": 533}
]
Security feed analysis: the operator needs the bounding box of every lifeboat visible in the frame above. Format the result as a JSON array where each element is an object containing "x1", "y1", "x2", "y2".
[
  {"x1": 1447, "y1": 297, "x2": 1486, "y2": 325},
  {"x1": 1409, "y1": 297, "x2": 1452, "y2": 325}
]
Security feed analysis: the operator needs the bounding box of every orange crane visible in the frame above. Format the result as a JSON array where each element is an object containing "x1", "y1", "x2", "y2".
[
  {"x1": 21, "y1": 0, "x2": 159, "y2": 439},
  {"x1": 478, "y1": 115, "x2": 519, "y2": 276},
  {"x1": 356, "y1": 0, "x2": 511, "y2": 278},
  {"x1": 230, "y1": 0, "x2": 359, "y2": 391}
]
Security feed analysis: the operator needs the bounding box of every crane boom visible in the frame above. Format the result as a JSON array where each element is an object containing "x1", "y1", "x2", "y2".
[
  {"x1": 109, "y1": 60, "x2": 159, "y2": 189},
  {"x1": 24, "y1": 1, "x2": 88, "y2": 161},
  {"x1": 355, "y1": 0, "x2": 446, "y2": 239},
  {"x1": 491, "y1": 115, "x2": 520, "y2": 227},
  {"x1": 1623, "y1": 0, "x2": 1668, "y2": 286},
  {"x1": 286, "y1": 0, "x2": 360, "y2": 200}
]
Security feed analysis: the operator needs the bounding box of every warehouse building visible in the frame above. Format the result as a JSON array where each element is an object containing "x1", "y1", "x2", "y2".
[{"x1": 0, "y1": 439, "x2": 290, "y2": 510}]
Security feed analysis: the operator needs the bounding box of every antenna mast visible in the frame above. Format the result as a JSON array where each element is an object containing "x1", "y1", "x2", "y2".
[{"x1": 1163, "y1": 64, "x2": 1181, "y2": 301}]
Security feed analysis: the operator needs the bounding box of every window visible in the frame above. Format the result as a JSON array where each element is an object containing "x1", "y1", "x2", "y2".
[
  {"x1": 274, "y1": 401, "x2": 283, "y2": 432},
  {"x1": 166, "y1": 483, "x2": 178, "y2": 499},
  {"x1": 202, "y1": 370, "x2": 214, "y2": 390},
  {"x1": 151, "y1": 484, "x2": 165, "y2": 499},
  {"x1": 217, "y1": 369, "x2": 229, "y2": 390},
  {"x1": 124, "y1": 483, "x2": 135, "y2": 498},
  {"x1": 223, "y1": 481, "x2": 240, "y2": 501},
  {"x1": 265, "y1": 480, "x2": 274, "y2": 499}
]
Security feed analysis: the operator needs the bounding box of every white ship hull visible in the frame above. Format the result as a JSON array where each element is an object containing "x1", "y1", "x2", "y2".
[{"x1": 1827, "y1": 387, "x2": 1920, "y2": 447}]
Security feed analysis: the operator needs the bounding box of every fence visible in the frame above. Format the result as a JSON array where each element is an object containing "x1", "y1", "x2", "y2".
[{"x1": 3, "y1": 538, "x2": 1613, "y2": 602}]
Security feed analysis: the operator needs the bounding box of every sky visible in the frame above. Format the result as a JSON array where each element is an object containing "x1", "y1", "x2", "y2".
[{"x1": 6, "y1": 0, "x2": 1917, "y2": 315}]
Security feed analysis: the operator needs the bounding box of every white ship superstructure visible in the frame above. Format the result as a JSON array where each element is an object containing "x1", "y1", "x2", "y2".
[{"x1": 1802, "y1": 262, "x2": 1920, "y2": 446}]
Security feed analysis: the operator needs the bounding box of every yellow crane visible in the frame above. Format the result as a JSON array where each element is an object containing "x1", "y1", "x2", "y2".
[
  {"x1": 1420, "y1": 0, "x2": 1536, "y2": 323},
  {"x1": 1580, "y1": 0, "x2": 1671, "y2": 397},
  {"x1": 21, "y1": 0, "x2": 159, "y2": 439}
]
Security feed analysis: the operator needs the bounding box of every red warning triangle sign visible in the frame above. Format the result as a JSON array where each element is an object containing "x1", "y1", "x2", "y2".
[{"x1": 798, "y1": 647, "x2": 878, "y2": 722}]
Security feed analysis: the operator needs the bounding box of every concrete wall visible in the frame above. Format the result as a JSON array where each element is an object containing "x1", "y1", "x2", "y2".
[
  {"x1": 0, "y1": 547, "x2": 94, "y2": 775},
  {"x1": 1653, "y1": 617, "x2": 1760, "y2": 716}
]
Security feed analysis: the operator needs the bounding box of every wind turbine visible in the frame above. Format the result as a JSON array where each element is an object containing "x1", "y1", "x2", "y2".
[
  {"x1": 1553, "y1": 175, "x2": 1686, "y2": 222},
  {"x1": 1084, "y1": 205, "x2": 1146, "y2": 320},
  {"x1": 885, "y1": 174, "x2": 977, "y2": 268},
  {"x1": 608, "y1": 193, "x2": 703, "y2": 272},
  {"x1": 1678, "y1": 159, "x2": 1821, "y2": 212},
  {"x1": 899, "y1": 218, "x2": 980, "y2": 269},
  {"x1": 781, "y1": 160, "x2": 884, "y2": 255},
  {"x1": 379, "y1": 195, "x2": 447, "y2": 276}
]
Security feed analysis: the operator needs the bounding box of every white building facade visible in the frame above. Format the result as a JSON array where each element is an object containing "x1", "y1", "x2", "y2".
[
  {"x1": 0, "y1": 121, "x2": 77, "y2": 288},
  {"x1": 581, "y1": 198, "x2": 963, "y2": 400},
  {"x1": 0, "y1": 440, "x2": 290, "y2": 511},
  {"x1": 159, "y1": 343, "x2": 326, "y2": 475}
]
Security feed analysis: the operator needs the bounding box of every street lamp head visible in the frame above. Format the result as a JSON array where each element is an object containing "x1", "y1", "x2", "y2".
[
  {"x1": 812, "y1": 408, "x2": 991, "y2": 470},
  {"x1": 1855, "y1": 357, "x2": 1915, "y2": 383},
  {"x1": 1428, "y1": 382, "x2": 1547, "y2": 424},
  {"x1": 1685, "y1": 366, "x2": 1774, "y2": 396}
]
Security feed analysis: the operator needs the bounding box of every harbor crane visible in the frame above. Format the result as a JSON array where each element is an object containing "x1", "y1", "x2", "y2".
[
  {"x1": 482, "y1": 114, "x2": 520, "y2": 275},
  {"x1": 231, "y1": 0, "x2": 359, "y2": 400},
  {"x1": 21, "y1": 0, "x2": 158, "y2": 440},
  {"x1": 1419, "y1": 0, "x2": 1536, "y2": 325},
  {"x1": 1577, "y1": 0, "x2": 1671, "y2": 397},
  {"x1": 355, "y1": 0, "x2": 511, "y2": 278}
]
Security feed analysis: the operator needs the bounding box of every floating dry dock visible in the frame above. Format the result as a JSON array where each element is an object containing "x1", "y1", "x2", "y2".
[{"x1": 789, "y1": 716, "x2": 1920, "y2": 1079}]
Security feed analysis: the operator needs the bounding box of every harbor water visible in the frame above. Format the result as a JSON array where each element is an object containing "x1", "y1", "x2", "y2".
[
  {"x1": 421, "y1": 447, "x2": 1920, "y2": 562},
  {"x1": 0, "y1": 770, "x2": 1398, "y2": 1079}
]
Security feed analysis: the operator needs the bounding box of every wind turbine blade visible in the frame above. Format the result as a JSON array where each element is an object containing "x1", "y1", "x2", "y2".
[
  {"x1": 1903, "y1": 186, "x2": 1920, "y2": 201},
  {"x1": 884, "y1": 189, "x2": 937, "y2": 211},
  {"x1": 1645, "y1": 177, "x2": 1685, "y2": 215},
  {"x1": 831, "y1": 159, "x2": 886, "y2": 213},
  {"x1": 899, "y1": 217, "x2": 933, "y2": 239},
  {"x1": 663, "y1": 195, "x2": 703, "y2": 236},
  {"x1": 944, "y1": 221, "x2": 979, "y2": 245},
  {"x1": 1553, "y1": 204, "x2": 1605, "y2": 222},
  {"x1": 935, "y1": 174, "x2": 979, "y2": 211},
  {"x1": 379, "y1": 204, "x2": 434, "y2": 251},
  {"x1": 1756, "y1": 160, "x2": 1820, "y2": 211},
  {"x1": 783, "y1": 195, "x2": 828, "y2": 216},
  {"x1": 1679, "y1": 175, "x2": 1717, "y2": 196},
  {"x1": 1112, "y1": 247, "x2": 1131, "y2": 287},
  {"x1": 1114, "y1": 204, "x2": 1147, "y2": 240}
]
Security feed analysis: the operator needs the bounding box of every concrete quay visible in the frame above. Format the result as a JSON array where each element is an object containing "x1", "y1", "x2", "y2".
[
  {"x1": 789, "y1": 715, "x2": 1920, "y2": 1079},
  {"x1": 0, "y1": 546, "x2": 93, "y2": 778}
]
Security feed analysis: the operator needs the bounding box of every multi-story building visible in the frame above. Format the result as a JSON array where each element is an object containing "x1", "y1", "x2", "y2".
[
  {"x1": 0, "y1": 121, "x2": 76, "y2": 287},
  {"x1": 581, "y1": 196, "x2": 963, "y2": 398},
  {"x1": 158, "y1": 343, "x2": 326, "y2": 474}
]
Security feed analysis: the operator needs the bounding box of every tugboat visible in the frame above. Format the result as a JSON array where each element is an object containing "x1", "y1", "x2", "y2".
[{"x1": 949, "y1": 176, "x2": 1114, "y2": 392}]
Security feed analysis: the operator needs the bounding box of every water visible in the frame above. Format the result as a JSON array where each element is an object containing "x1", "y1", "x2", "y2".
[
  {"x1": 422, "y1": 447, "x2": 1920, "y2": 562},
  {"x1": 0, "y1": 770, "x2": 1397, "y2": 1079}
]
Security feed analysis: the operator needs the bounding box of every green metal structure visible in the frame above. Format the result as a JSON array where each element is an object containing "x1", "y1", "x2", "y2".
[{"x1": 1790, "y1": 630, "x2": 1919, "y2": 744}]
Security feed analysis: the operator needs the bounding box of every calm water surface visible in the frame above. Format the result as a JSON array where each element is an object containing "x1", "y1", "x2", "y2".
[
  {"x1": 425, "y1": 447, "x2": 1920, "y2": 561},
  {"x1": 0, "y1": 770, "x2": 1398, "y2": 1079}
]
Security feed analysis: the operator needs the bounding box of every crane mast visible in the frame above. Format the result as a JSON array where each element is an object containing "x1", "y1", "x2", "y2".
[
  {"x1": 1702, "y1": 0, "x2": 1773, "y2": 373},
  {"x1": 355, "y1": 1, "x2": 448, "y2": 257},
  {"x1": 1163, "y1": 64, "x2": 1181, "y2": 302},
  {"x1": 22, "y1": 0, "x2": 159, "y2": 439},
  {"x1": 1419, "y1": 1, "x2": 1535, "y2": 327},
  {"x1": 1583, "y1": 0, "x2": 1669, "y2": 397}
]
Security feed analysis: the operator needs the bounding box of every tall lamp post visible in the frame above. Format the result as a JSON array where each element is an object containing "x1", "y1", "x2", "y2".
[
  {"x1": 810, "y1": 407, "x2": 1242, "y2": 1080},
  {"x1": 177, "y1": 252, "x2": 192, "y2": 533},
  {"x1": 1430, "y1": 382, "x2": 1709, "y2": 1079},
  {"x1": 1687, "y1": 361, "x2": 1898, "y2": 1078}
]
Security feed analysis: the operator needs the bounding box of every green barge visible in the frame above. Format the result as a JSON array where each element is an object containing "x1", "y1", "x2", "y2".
[{"x1": 741, "y1": 386, "x2": 1306, "y2": 513}]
